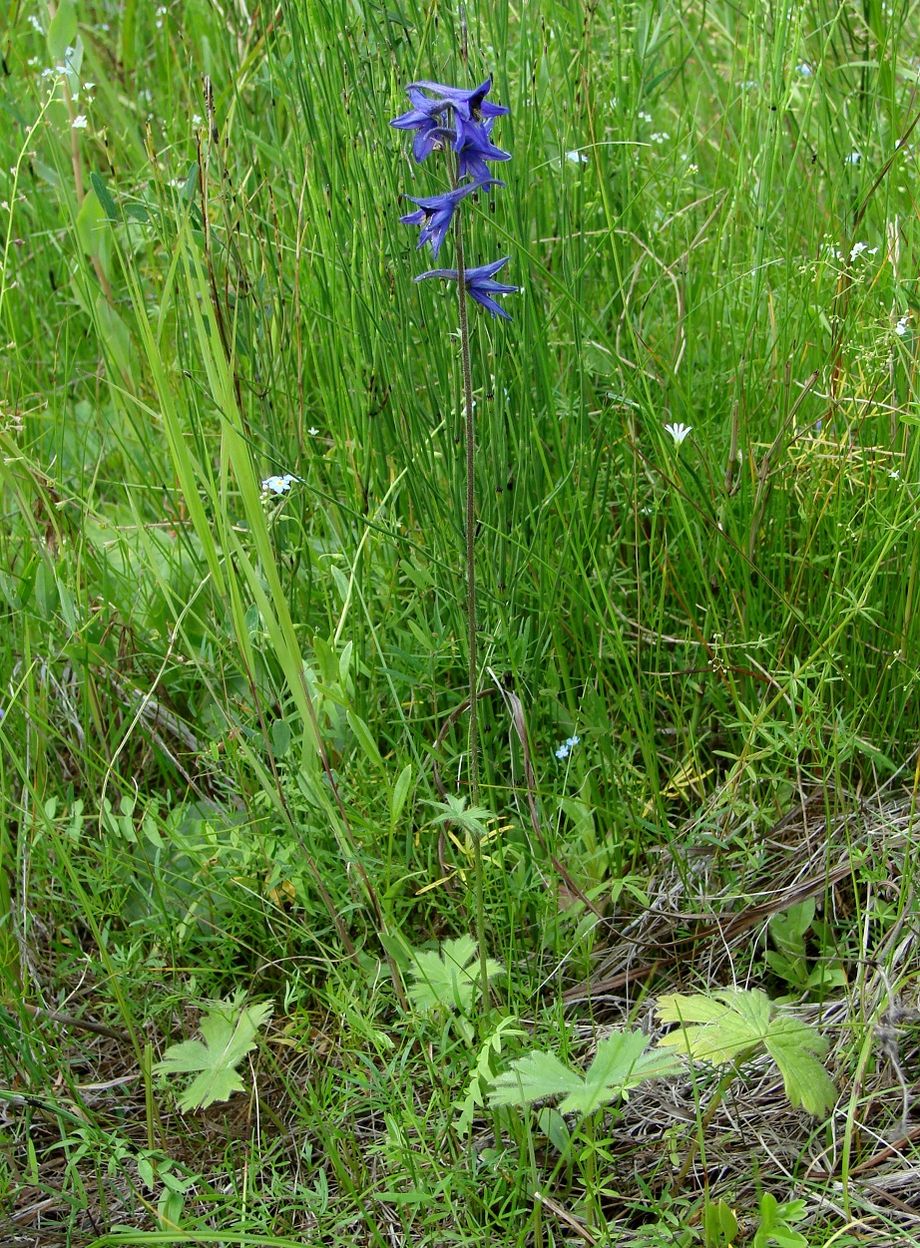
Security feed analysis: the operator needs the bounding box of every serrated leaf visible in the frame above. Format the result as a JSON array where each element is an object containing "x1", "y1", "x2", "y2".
[
  {"x1": 658, "y1": 989, "x2": 771, "y2": 1064},
  {"x1": 657, "y1": 988, "x2": 835, "y2": 1116},
  {"x1": 488, "y1": 1049, "x2": 584, "y2": 1108},
  {"x1": 488, "y1": 1029, "x2": 679, "y2": 1117},
  {"x1": 763, "y1": 1018, "x2": 836, "y2": 1116},
  {"x1": 407, "y1": 935, "x2": 501, "y2": 1014},
  {"x1": 154, "y1": 994, "x2": 273, "y2": 1111},
  {"x1": 560, "y1": 1030, "x2": 681, "y2": 1115}
]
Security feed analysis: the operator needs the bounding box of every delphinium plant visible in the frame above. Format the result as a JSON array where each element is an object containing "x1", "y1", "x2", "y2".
[{"x1": 390, "y1": 76, "x2": 517, "y2": 997}]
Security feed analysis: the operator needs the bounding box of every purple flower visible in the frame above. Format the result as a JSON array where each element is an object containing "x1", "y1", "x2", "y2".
[
  {"x1": 390, "y1": 76, "x2": 510, "y2": 163},
  {"x1": 389, "y1": 101, "x2": 449, "y2": 163},
  {"x1": 454, "y1": 115, "x2": 511, "y2": 181},
  {"x1": 416, "y1": 256, "x2": 519, "y2": 320},
  {"x1": 400, "y1": 179, "x2": 501, "y2": 259},
  {"x1": 405, "y1": 76, "x2": 509, "y2": 121}
]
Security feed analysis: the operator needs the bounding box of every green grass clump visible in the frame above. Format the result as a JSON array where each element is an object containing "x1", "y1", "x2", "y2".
[{"x1": 1, "y1": 1, "x2": 919, "y2": 1243}]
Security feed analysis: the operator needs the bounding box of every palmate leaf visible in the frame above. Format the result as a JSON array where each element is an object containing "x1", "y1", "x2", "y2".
[
  {"x1": 488, "y1": 1029, "x2": 680, "y2": 1117},
  {"x1": 657, "y1": 989, "x2": 836, "y2": 1117},
  {"x1": 154, "y1": 992, "x2": 273, "y2": 1111},
  {"x1": 407, "y1": 935, "x2": 502, "y2": 1014}
]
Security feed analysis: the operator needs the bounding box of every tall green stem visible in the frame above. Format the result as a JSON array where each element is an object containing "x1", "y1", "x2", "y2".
[{"x1": 452, "y1": 170, "x2": 489, "y2": 1004}]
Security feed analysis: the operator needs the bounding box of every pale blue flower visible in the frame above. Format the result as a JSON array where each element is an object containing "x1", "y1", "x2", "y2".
[
  {"x1": 555, "y1": 734, "x2": 580, "y2": 760},
  {"x1": 261, "y1": 473, "x2": 300, "y2": 496}
]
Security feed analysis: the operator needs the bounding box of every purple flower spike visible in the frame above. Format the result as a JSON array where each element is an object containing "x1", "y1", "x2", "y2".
[
  {"x1": 400, "y1": 179, "x2": 502, "y2": 259},
  {"x1": 406, "y1": 76, "x2": 509, "y2": 121},
  {"x1": 416, "y1": 256, "x2": 519, "y2": 320}
]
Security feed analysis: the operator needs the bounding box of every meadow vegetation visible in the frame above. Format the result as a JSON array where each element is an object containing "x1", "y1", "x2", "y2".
[{"x1": 1, "y1": 1, "x2": 919, "y2": 1244}]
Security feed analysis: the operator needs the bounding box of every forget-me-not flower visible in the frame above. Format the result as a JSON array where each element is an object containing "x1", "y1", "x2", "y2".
[
  {"x1": 555, "y1": 735, "x2": 580, "y2": 760},
  {"x1": 261, "y1": 473, "x2": 300, "y2": 496}
]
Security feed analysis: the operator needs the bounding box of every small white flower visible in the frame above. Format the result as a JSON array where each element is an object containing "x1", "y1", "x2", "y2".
[
  {"x1": 796, "y1": 62, "x2": 813, "y2": 77},
  {"x1": 565, "y1": 149, "x2": 589, "y2": 164},
  {"x1": 849, "y1": 241, "x2": 877, "y2": 261},
  {"x1": 192, "y1": 113, "x2": 203, "y2": 126},
  {"x1": 738, "y1": 79, "x2": 758, "y2": 90},
  {"x1": 308, "y1": 426, "x2": 319, "y2": 436},
  {"x1": 846, "y1": 150, "x2": 862, "y2": 166},
  {"x1": 649, "y1": 131, "x2": 670, "y2": 144},
  {"x1": 895, "y1": 315, "x2": 910, "y2": 337},
  {"x1": 888, "y1": 469, "x2": 901, "y2": 480},
  {"x1": 27, "y1": 13, "x2": 43, "y2": 31},
  {"x1": 664, "y1": 422, "x2": 692, "y2": 445},
  {"x1": 261, "y1": 473, "x2": 300, "y2": 496},
  {"x1": 638, "y1": 110, "x2": 652, "y2": 123},
  {"x1": 72, "y1": 114, "x2": 88, "y2": 130}
]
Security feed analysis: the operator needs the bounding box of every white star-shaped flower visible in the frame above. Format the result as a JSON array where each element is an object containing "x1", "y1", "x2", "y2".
[{"x1": 664, "y1": 422, "x2": 692, "y2": 445}]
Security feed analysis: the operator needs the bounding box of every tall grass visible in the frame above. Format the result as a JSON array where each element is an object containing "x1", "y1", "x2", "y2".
[{"x1": 1, "y1": 0, "x2": 919, "y2": 1241}]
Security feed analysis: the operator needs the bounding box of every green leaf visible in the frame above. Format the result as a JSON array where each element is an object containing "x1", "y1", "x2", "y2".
[
  {"x1": 89, "y1": 171, "x2": 118, "y2": 220},
  {"x1": 657, "y1": 988, "x2": 835, "y2": 1116},
  {"x1": 770, "y1": 899, "x2": 814, "y2": 958},
  {"x1": 488, "y1": 1030, "x2": 680, "y2": 1116},
  {"x1": 271, "y1": 717, "x2": 291, "y2": 757},
  {"x1": 346, "y1": 710, "x2": 382, "y2": 769},
  {"x1": 752, "y1": 1194, "x2": 808, "y2": 1248},
  {"x1": 561, "y1": 1030, "x2": 681, "y2": 1116},
  {"x1": 703, "y1": 1198, "x2": 738, "y2": 1247},
  {"x1": 406, "y1": 936, "x2": 502, "y2": 1015},
  {"x1": 94, "y1": 295, "x2": 132, "y2": 379},
  {"x1": 76, "y1": 189, "x2": 107, "y2": 260},
  {"x1": 488, "y1": 1048, "x2": 583, "y2": 1108},
  {"x1": 48, "y1": 0, "x2": 77, "y2": 61},
  {"x1": 454, "y1": 1015, "x2": 526, "y2": 1132},
  {"x1": 154, "y1": 993, "x2": 273, "y2": 1111},
  {"x1": 390, "y1": 763, "x2": 413, "y2": 828}
]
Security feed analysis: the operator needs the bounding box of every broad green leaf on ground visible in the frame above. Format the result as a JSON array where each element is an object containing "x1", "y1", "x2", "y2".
[
  {"x1": 657, "y1": 989, "x2": 836, "y2": 1116},
  {"x1": 488, "y1": 1029, "x2": 680, "y2": 1116},
  {"x1": 406, "y1": 935, "x2": 502, "y2": 1015},
  {"x1": 752, "y1": 1194, "x2": 809, "y2": 1248},
  {"x1": 154, "y1": 993, "x2": 273, "y2": 1111},
  {"x1": 487, "y1": 1048, "x2": 583, "y2": 1109}
]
